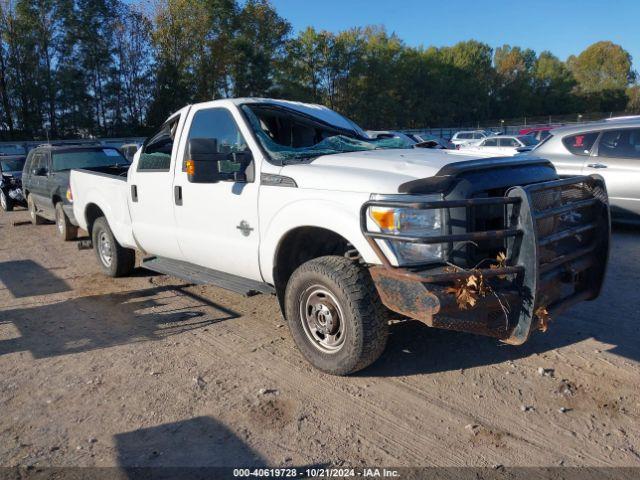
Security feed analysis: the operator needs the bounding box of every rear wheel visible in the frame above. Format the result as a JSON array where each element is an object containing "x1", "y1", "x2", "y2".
[
  {"x1": 0, "y1": 190, "x2": 14, "y2": 212},
  {"x1": 55, "y1": 202, "x2": 78, "y2": 241},
  {"x1": 91, "y1": 217, "x2": 135, "y2": 277},
  {"x1": 27, "y1": 194, "x2": 45, "y2": 224},
  {"x1": 284, "y1": 256, "x2": 388, "y2": 375}
]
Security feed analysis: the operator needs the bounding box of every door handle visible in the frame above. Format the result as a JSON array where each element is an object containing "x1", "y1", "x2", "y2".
[
  {"x1": 174, "y1": 185, "x2": 183, "y2": 206},
  {"x1": 587, "y1": 163, "x2": 608, "y2": 169},
  {"x1": 131, "y1": 185, "x2": 138, "y2": 202}
]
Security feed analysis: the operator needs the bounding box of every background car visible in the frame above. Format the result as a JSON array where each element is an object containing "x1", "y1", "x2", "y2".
[
  {"x1": 22, "y1": 144, "x2": 130, "y2": 239},
  {"x1": 0, "y1": 154, "x2": 27, "y2": 211},
  {"x1": 120, "y1": 142, "x2": 141, "y2": 162},
  {"x1": 450, "y1": 130, "x2": 491, "y2": 147},
  {"x1": 530, "y1": 119, "x2": 640, "y2": 222},
  {"x1": 365, "y1": 130, "x2": 449, "y2": 149},
  {"x1": 459, "y1": 134, "x2": 538, "y2": 156},
  {"x1": 405, "y1": 133, "x2": 454, "y2": 149},
  {"x1": 519, "y1": 125, "x2": 561, "y2": 142}
]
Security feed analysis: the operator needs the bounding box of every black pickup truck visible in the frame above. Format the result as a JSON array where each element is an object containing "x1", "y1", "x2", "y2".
[{"x1": 22, "y1": 145, "x2": 130, "y2": 240}]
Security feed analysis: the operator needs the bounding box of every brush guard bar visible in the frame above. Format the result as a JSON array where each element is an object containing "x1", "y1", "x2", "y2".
[{"x1": 361, "y1": 175, "x2": 610, "y2": 344}]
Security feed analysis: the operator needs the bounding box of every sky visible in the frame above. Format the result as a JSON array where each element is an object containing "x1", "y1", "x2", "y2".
[{"x1": 269, "y1": 0, "x2": 640, "y2": 68}]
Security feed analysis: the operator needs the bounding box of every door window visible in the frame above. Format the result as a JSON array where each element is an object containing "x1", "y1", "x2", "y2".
[
  {"x1": 483, "y1": 138, "x2": 498, "y2": 147},
  {"x1": 562, "y1": 132, "x2": 599, "y2": 156},
  {"x1": 183, "y1": 108, "x2": 249, "y2": 175},
  {"x1": 138, "y1": 117, "x2": 180, "y2": 171},
  {"x1": 31, "y1": 153, "x2": 46, "y2": 174},
  {"x1": 597, "y1": 129, "x2": 640, "y2": 159}
]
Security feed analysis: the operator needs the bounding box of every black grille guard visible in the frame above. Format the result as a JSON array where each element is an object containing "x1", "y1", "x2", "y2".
[{"x1": 360, "y1": 175, "x2": 611, "y2": 344}]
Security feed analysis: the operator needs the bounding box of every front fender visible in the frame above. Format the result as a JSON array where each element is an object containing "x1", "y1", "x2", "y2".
[{"x1": 259, "y1": 196, "x2": 381, "y2": 284}]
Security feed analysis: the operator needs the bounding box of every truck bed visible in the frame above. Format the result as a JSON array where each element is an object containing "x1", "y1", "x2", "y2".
[{"x1": 70, "y1": 166, "x2": 137, "y2": 249}]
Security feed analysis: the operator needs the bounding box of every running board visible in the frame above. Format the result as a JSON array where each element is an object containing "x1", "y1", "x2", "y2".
[{"x1": 141, "y1": 256, "x2": 275, "y2": 297}]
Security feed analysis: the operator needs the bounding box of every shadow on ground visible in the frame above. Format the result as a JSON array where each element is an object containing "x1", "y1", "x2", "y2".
[
  {"x1": 113, "y1": 416, "x2": 325, "y2": 478},
  {"x1": 0, "y1": 259, "x2": 71, "y2": 297},
  {"x1": 0, "y1": 285, "x2": 239, "y2": 359},
  {"x1": 115, "y1": 416, "x2": 262, "y2": 468},
  {"x1": 360, "y1": 227, "x2": 640, "y2": 377}
]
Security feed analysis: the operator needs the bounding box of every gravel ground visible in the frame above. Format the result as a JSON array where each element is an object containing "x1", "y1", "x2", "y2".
[{"x1": 0, "y1": 207, "x2": 639, "y2": 469}]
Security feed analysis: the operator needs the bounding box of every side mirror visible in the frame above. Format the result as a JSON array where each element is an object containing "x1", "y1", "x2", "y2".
[
  {"x1": 186, "y1": 138, "x2": 222, "y2": 183},
  {"x1": 186, "y1": 138, "x2": 252, "y2": 184}
]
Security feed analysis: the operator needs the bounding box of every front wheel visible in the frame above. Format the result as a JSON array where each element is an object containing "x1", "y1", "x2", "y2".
[
  {"x1": 91, "y1": 217, "x2": 135, "y2": 277},
  {"x1": 0, "y1": 190, "x2": 14, "y2": 212},
  {"x1": 284, "y1": 256, "x2": 388, "y2": 375},
  {"x1": 55, "y1": 203, "x2": 78, "y2": 241}
]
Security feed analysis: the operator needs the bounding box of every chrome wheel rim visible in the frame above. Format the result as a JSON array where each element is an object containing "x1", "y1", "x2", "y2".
[
  {"x1": 98, "y1": 231, "x2": 113, "y2": 267},
  {"x1": 299, "y1": 285, "x2": 346, "y2": 353},
  {"x1": 0, "y1": 192, "x2": 6, "y2": 210}
]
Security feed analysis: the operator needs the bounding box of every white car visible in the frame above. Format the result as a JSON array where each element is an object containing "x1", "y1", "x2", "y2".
[
  {"x1": 460, "y1": 135, "x2": 538, "y2": 156},
  {"x1": 69, "y1": 98, "x2": 610, "y2": 375},
  {"x1": 450, "y1": 130, "x2": 491, "y2": 147}
]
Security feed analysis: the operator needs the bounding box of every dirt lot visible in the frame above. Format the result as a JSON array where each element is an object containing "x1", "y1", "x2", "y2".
[{"x1": 0, "y1": 207, "x2": 639, "y2": 470}]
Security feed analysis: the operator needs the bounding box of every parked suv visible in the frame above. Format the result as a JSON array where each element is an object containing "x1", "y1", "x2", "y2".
[
  {"x1": 450, "y1": 130, "x2": 491, "y2": 147},
  {"x1": 1, "y1": 154, "x2": 27, "y2": 211},
  {"x1": 531, "y1": 119, "x2": 640, "y2": 222},
  {"x1": 22, "y1": 145, "x2": 130, "y2": 239}
]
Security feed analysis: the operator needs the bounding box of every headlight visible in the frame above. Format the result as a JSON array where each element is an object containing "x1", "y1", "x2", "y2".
[{"x1": 368, "y1": 194, "x2": 444, "y2": 265}]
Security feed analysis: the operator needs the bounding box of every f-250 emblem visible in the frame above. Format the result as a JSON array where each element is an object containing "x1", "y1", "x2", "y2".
[{"x1": 236, "y1": 220, "x2": 254, "y2": 237}]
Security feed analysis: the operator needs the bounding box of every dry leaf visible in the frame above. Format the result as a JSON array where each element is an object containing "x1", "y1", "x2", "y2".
[
  {"x1": 447, "y1": 272, "x2": 488, "y2": 310},
  {"x1": 535, "y1": 306, "x2": 551, "y2": 332},
  {"x1": 490, "y1": 251, "x2": 508, "y2": 279}
]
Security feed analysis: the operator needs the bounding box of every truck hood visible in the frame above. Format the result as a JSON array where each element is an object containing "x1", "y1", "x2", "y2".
[{"x1": 280, "y1": 148, "x2": 494, "y2": 193}]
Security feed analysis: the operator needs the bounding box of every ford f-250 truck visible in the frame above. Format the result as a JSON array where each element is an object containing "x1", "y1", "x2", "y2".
[{"x1": 70, "y1": 98, "x2": 611, "y2": 375}]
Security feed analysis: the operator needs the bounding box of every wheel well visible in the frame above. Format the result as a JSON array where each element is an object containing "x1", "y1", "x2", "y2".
[
  {"x1": 52, "y1": 194, "x2": 62, "y2": 206},
  {"x1": 273, "y1": 227, "x2": 356, "y2": 309},
  {"x1": 85, "y1": 203, "x2": 105, "y2": 235}
]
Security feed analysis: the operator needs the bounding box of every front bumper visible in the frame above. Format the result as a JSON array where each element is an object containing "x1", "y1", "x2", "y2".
[{"x1": 361, "y1": 175, "x2": 611, "y2": 344}]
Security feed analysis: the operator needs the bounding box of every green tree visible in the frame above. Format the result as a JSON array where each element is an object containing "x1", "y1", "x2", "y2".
[
  {"x1": 568, "y1": 41, "x2": 635, "y2": 93},
  {"x1": 532, "y1": 51, "x2": 577, "y2": 115},
  {"x1": 493, "y1": 44, "x2": 536, "y2": 118},
  {"x1": 229, "y1": 0, "x2": 290, "y2": 97},
  {"x1": 627, "y1": 84, "x2": 640, "y2": 113}
]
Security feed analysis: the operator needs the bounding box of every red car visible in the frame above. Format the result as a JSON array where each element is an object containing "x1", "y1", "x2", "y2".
[{"x1": 518, "y1": 125, "x2": 563, "y2": 142}]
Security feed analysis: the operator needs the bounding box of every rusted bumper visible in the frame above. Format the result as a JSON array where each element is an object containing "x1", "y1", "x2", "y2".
[{"x1": 362, "y1": 175, "x2": 611, "y2": 344}]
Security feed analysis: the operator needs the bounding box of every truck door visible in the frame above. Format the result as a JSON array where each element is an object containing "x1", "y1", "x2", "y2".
[
  {"x1": 28, "y1": 151, "x2": 49, "y2": 210},
  {"x1": 172, "y1": 105, "x2": 262, "y2": 281},
  {"x1": 127, "y1": 114, "x2": 184, "y2": 259}
]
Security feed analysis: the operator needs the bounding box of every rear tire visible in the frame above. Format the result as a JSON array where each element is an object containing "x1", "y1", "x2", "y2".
[
  {"x1": 284, "y1": 256, "x2": 388, "y2": 375},
  {"x1": 91, "y1": 217, "x2": 135, "y2": 277},
  {"x1": 0, "y1": 190, "x2": 14, "y2": 212},
  {"x1": 27, "y1": 194, "x2": 45, "y2": 224},
  {"x1": 55, "y1": 202, "x2": 78, "y2": 241}
]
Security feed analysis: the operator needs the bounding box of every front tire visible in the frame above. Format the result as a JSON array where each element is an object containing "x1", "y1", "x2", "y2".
[
  {"x1": 0, "y1": 190, "x2": 14, "y2": 212},
  {"x1": 55, "y1": 203, "x2": 78, "y2": 241},
  {"x1": 284, "y1": 256, "x2": 388, "y2": 375},
  {"x1": 27, "y1": 194, "x2": 45, "y2": 224},
  {"x1": 91, "y1": 217, "x2": 135, "y2": 277}
]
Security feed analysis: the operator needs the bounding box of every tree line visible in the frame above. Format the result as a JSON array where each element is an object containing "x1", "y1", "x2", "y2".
[{"x1": 1, "y1": 0, "x2": 638, "y2": 140}]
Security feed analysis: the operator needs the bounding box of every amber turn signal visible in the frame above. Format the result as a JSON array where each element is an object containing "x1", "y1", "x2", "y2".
[
  {"x1": 370, "y1": 207, "x2": 396, "y2": 231},
  {"x1": 186, "y1": 159, "x2": 195, "y2": 176}
]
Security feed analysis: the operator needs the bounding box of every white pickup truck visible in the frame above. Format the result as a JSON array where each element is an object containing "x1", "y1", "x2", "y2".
[{"x1": 70, "y1": 98, "x2": 611, "y2": 375}]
